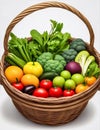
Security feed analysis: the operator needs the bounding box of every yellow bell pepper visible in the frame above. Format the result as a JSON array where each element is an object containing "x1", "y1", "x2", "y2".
[{"x1": 23, "y1": 62, "x2": 43, "y2": 77}]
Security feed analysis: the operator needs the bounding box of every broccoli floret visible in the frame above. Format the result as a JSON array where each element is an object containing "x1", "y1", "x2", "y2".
[
  {"x1": 36, "y1": 52, "x2": 53, "y2": 66},
  {"x1": 44, "y1": 60, "x2": 64, "y2": 74},
  {"x1": 61, "y1": 49, "x2": 77, "y2": 63},
  {"x1": 36, "y1": 52, "x2": 66, "y2": 74},
  {"x1": 54, "y1": 54, "x2": 66, "y2": 67},
  {"x1": 70, "y1": 38, "x2": 86, "y2": 52}
]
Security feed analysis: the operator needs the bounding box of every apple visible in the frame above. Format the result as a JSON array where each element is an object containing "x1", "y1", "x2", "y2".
[
  {"x1": 53, "y1": 76, "x2": 65, "y2": 88},
  {"x1": 71, "y1": 73, "x2": 84, "y2": 85},
  {"x1": 60, "y1": 70, "x2": 71, "y2": 79},
  {"x1": 64, "y1": 79, "x2": 76, "y2": 89}
]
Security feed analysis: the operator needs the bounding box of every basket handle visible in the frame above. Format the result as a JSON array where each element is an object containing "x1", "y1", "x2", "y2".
[{"x1": 3, "y1": 1, "x2": 94, "y2": 51}]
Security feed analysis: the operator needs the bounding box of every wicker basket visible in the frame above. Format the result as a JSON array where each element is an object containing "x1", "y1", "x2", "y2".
[{"x1": 0, "y1": 1, "x2": 100, "y2": 125}]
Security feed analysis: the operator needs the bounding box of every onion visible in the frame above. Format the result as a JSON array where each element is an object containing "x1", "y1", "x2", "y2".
[{"x1": 65, "y1": 61, "x2": 82, "y2": 74}]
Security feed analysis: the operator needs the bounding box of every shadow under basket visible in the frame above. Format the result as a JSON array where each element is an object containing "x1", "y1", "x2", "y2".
[{"x1": 0, "y1": 1, "x2": 100, "y2": 125}]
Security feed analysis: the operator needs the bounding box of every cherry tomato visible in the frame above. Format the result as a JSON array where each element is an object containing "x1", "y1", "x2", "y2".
[
  {"x1": 39, "y1": 79, "x2": 53, "y2": 90},
  {"x1": 63, "y1": 89, "x2": 75, "y2": 97},
  {"x1": 12, "y1": 82, "x2": 24, "y2": 91},
  {"x1": 33, "y1": 88, "x2": 49, "y2": 98},
  {"x1": 49, "y1": 87, "x2": 63, "y2": 97}
]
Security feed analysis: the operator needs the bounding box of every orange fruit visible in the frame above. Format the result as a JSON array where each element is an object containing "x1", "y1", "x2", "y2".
[
  {"x1": 21, "y1": 74, "x2": 39, "y2": 88},
  {"x1": 85, "y1": 76, "x2": 97, "y2": 86},
  {"x1": 5, "y1": 66, "x2": 23, "y2": 83}
]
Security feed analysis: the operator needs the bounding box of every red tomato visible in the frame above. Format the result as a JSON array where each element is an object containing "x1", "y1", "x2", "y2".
[
  {"x1": 39, "y1": 79, "x2": 53, "y2": 90},
  {"x1": 12, "y1": 82, "x2": 24, "y2": 91},
  {"x1": 63, "y1": 89, "x2": 75, "y2": 97},
  {"x1": 49, "y1": 87, "x2": 63, "y2": 97},
  {"x1": 33, "y1": 88, "x2": 49, "y2": 98}
]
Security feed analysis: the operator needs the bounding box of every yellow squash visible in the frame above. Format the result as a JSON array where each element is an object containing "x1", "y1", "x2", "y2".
[{"x1": 23, "y1": 62, "x2": 43, "y2": 77}]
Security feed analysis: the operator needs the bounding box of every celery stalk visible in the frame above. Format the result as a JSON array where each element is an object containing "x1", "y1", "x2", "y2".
[{"x1": 6, "y1": 53, "x2": 26, "y2": 68}]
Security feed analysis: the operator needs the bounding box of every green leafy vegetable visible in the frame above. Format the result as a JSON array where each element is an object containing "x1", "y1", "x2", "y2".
[
  {"x1": 50, "y1": 19, "x2": 63, "y2": 34},
  {"x1": 82, "y1": 55, "x2": 95, "y2": 76},
  {"x1": 6, "y1": 53, "x2": 26, "y2": 68},
  {"x1": 8, "y1": 33, "x2": 32, "y2": 62},
  {"x1": 6, "y1": 19, "x2": 71, "y2": 67},
  {"x1": 30, "y1": 29, "x2": 43, "y2": 49},
  {"x1": 86, "y1": 62, "x2": 100, "y2": 78},
  {"x1": 75, "y1": 50, "x2": 96, "y2": 76},
  {"x1": 75, "y1": 50, "x2": 90, "y2": 75},
  {"x1": 30, "y1": 19, "x2": 71, "y2": 54}
]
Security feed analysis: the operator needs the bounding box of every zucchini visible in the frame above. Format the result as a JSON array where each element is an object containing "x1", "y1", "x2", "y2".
[{"x1": 39, "y1": 72, "x2": 58, "y2": 80}]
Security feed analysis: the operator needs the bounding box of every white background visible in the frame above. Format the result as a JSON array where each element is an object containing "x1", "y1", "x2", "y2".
[{"x1": 0, "y1": 0, "x2": 100, "y2": 130}]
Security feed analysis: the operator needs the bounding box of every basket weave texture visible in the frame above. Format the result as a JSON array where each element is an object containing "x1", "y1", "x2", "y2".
[{"x1": 0, "y1": 1, "x2": 100, "y2": 125}]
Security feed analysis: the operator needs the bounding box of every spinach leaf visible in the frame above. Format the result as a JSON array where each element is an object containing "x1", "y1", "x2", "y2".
[{"x1": 30, "y1": 29, "x2": 43, "y2": 46}]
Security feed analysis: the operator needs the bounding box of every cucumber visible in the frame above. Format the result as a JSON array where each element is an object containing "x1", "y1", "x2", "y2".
[{"x1": 39, "y1": 72, "x2": 58, "y2": 80}]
